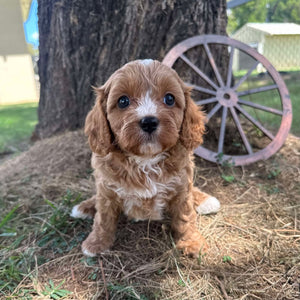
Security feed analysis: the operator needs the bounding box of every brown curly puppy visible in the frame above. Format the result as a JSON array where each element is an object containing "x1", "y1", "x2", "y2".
[{"x1": 71, "y1": 59, "x2": 220, "y2": 257}]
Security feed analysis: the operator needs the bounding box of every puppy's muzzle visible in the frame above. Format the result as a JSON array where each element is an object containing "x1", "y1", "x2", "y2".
[{"x1": 139, "y1": 116, "x2": 159, "y2": 134}]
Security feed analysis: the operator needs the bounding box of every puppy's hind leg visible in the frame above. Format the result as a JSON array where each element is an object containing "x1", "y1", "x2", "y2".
[
  {"x1": 70, "y1": 195, "x2": 97, "y2": 219},
  {"x1": 192, "y1": 187, "x2": 220, "y2": 215}
]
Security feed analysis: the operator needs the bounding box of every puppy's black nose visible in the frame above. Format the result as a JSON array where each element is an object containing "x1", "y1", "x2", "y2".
[{"x1": 139, "y1": 116, "x2": 159, "y2": 134}]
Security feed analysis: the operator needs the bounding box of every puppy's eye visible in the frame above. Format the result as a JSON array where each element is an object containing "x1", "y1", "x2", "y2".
[
  {"x1": 118, "y1": 96, "x2": 130, "y2": 109},
  {"x1": 163, "y1": 93, "x2": 175, "y2": 107}
]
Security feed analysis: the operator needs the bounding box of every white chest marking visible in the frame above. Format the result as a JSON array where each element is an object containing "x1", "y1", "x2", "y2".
[{"x1": 105, "y1": 153, "x2": 180, "y2": 220}]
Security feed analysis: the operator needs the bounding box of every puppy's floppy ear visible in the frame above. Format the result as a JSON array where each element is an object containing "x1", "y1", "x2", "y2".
[
  {"x1": 84, "y1": 87, "x2": 113, "y2": 156},
  {"x1": 180, "y1": 86, "x2": 206, "y2": 151}
]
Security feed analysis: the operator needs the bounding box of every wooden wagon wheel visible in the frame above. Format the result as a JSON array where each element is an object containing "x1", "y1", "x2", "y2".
[{"x1": 163, "y1": 35, "x2": 292, "y2": 166}]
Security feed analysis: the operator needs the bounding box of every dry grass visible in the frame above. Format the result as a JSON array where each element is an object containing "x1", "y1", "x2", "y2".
[{"x1": 0, "y1": 130, "x2": 299, "y2": 299}]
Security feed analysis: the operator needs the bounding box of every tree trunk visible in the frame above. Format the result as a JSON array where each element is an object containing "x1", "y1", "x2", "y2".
[{"x1": 35, "y1": 0, "x2": 227, "y2": 139}]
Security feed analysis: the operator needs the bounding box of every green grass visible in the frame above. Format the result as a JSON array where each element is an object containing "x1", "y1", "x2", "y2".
[
  {"x1": 0, "y1": 190, "x2": 86, "y2": 297},
  {"x1": 285, "y1": 76, "x2": 300, "y2": 135},
  {"x1": 0, "y1": 102, "x2": 38, "y2": 154},
  {"x1": 41, "y1": 279, "x2": 72, "y2": 299},
  {"x1": 236, "y1": 71, "x2": 300, "y2": 136}
]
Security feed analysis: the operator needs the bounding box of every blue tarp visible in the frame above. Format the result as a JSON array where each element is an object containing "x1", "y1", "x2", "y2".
[{"x1": 23, "y1": 0, "x2": 39, "y2": 49}]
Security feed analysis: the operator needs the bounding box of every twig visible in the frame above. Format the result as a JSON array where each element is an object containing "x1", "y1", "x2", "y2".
[
  {"x1": 34, "y1": 255, "x2": 39, "y2": 279},
  {"x1": 173, "y1": 257, "x2": 192, "y2": 291},
  {"x1": 262, "y1": 228, "x2": 300, "y2": 238},
  {"x1": 262, "y1": 197, "x2": 286, "y2": 226},
  {"x1": 196, "y1": 175, "x2": 208, "y2": 188},
  {"x1": 294, "y1": 208, "x2": 298, "y2": 232},
  {"x1": 99, "y1": 259, "x2": 109, "y2": 300},
  {"x1": 233, "y1": 186, "x2": 253, "y2": 203},
  {"x1": 240, "y1": 293, "x2": 261, "y2": 300},
  {"x1": 71, "y1": 266, "x2": 75, "y2": 281},
  {"x1": 214, "y1": 276, "x2": 232, "y2": 300},
  {"x1": 241, "y1": 165, "x2": 245, "y2": 180},
  {"x1": 222, "y1": 221, "x2": 256, "y2": 237}
]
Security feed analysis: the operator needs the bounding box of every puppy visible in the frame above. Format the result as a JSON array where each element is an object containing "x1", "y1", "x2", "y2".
[{"x1": 71, "y1": 59, "x2": 220, "y2": 257}]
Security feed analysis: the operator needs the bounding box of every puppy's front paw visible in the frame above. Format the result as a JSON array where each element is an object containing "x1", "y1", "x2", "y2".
[
  {"x1": 81, "y1": 233, "x2": 111, "y2": 257},
  {"x1": 176, "y1": 234, "x2": 208, "y2": 258}
]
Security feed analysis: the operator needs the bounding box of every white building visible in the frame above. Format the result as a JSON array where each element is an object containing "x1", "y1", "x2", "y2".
[{"x1": 232, "y1": 23, "x2": 300, "y2": 72}]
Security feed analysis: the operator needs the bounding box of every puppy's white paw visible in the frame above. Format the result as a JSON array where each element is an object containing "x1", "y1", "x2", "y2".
[
  {"x1": 196, "y1": 197, "x2": 220, "y2": 215},
  {"x1": 70, "y1": 205, "x2": 92, "y2": 219},
  {"x1": 82, "y1": 248, "x2": 97, "y2": 257}
]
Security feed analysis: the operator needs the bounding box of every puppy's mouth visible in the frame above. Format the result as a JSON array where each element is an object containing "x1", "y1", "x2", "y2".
[
  {"x1": 139, "y1": 129, "x2": 162, "y2": 156},
  {"x1": 139, "y1": 140, "x2": 162, "y2": 156},
  {"x1": 141, "y1": 130, "x2": 159, "y2": 142}
]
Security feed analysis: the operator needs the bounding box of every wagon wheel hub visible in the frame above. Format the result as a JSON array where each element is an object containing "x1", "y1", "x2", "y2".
[{"x1": 217, "y1": 88, "x2": 238, "y2": 107}]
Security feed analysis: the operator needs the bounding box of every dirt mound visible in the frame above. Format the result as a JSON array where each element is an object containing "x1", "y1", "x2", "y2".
[
  {"x1": 1, "y1": 131, "x2": 300, "y2": 299},
  {"x1": 0, "y1": 130, "x2": 94, "y2": 210}
]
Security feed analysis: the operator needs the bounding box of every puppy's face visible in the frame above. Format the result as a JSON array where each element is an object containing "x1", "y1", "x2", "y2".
[
  {"x1": 85, "y1": 60, "x2": 205, "y2": 157},
  {"x1": 106, "y1": 60, "x2": 185, "y2": 156}
]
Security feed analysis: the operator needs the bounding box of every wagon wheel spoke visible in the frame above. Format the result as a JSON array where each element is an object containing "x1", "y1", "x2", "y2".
[
  {"x1": 233, "y1": 61, "x2": 259, "y2": 90},
  {"x1": 218, "y1": 106, "x2": 228, "y2": 154},
  {"x1": 230, "y1": 107, "x2": 253, "y2": 154},
  {"x1": 226, "y1": 46, "x2": 235, "y2": 88},
  {"x1": 204, "y1": 43, "x2": 225, "y2": 87},
  {"x1": 238, "y1": 98, "x2": 283, "y2": 115},
  {"x1": 206, "y1": 103, "x2": 222, "y2": 121},
  {"x1": 185, "y1": 83, "x2": 217, "y2": 95},
  {"x1": 237, "y1": 84, "x2": 278, "y2": 97},
  {"x1": 179, "y1": 54, "x2": 219, "y2": 90},
  {"x1": 195, "y1": 97, "x2": 218, "y2": 106},
  {"x1": 235, "y1": 104, "x2": 275, "y2": 140}
]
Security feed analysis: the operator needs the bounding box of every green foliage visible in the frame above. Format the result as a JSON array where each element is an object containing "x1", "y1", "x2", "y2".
[
  {"x1": 266, "y1": 185, "x2": 280, "y2": 195},
  {"x1": 0, "y1": 248, "x2": 38, "y2": 296},
  {"x1": 284, "y1": 74, "x2": 300, "y2": 136},
  {"x1": 227, "y1": 0, "x2": 300, "y2": 34},
  {"x1": 0, "y1": 205, "x2": 30, "y2": 295},
  {"x1": 41, "y1": 279, "x2": 72, "y2": 299},
  {"x1": 177, "y1": 277, "x2": 192, "y2": 287},
  {"x1": 38, "y1": 191, "x2": 87, "y2": 253},
  {"x1": 197, "y1": 249, "x2": 207, "y2": 265},
  {"x1": 82, "y1": 256, "x2": 98, "y2": 266},
  {"x1": 221, "y1": 174, "x2": 235, "y2": 183},
  {"x1": 88, "y1": 271, "x2": 98, "y2": 281},
  {"x1": 0, "y1": 205, "x2": 20, "y2": 236},
  {"x1": 267, "y1": 168, "x2": 281, "y2": 179},
  {"x1": 0, "y1": 103, "x2": 38, "y2": 153},
  {"x1": 258, "y1": 183, "x2": 280, "y2": 195},
  {"x1": 222, "y1": 255, "x2": 232, "y2": 263},
  {"x1": 217, "y1": 153, "x2": 237, "y2": 184},
  {"x1": 108, "y1": 283, "x2": 149, "y2": 300},
  {"x1": 80, "y1": 256, "x2": 99, "y2": 281},
  {"x1": 0, "y1": 190, "x2": 87, "y2": 296},
  {"x1": 216, "y1": 152, "x2": 236, "y2": 168},
  {"x1": 0, "y1": 256, "x2": 23, "y2": 292}
]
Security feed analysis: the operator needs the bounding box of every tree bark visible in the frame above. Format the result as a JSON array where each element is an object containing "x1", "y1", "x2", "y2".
[{"x1": 35, "y1": 0, "x2": 227, "y2": 139}]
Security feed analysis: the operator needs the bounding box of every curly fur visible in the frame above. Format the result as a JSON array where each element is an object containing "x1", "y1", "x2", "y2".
[{"x1": 72, "y1": 60, "x2": 220, "y2": 257}]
